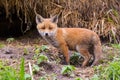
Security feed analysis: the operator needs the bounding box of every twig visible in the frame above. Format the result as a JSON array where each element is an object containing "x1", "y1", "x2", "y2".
[
  {"x1": 29, "y1": 62, "x2": 34, "y2": 80},
  {"x1": 50, "y1": 2, "x2": 63, "y2": 8}
]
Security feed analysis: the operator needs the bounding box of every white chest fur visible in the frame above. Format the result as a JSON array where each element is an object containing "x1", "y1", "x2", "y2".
[{"x1": 43, "y1": 36, "x2": 59, "y2": 48}]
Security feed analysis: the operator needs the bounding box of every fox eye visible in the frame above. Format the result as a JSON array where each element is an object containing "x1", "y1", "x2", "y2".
[
  {"x1": 49, "y1": 27, "x2": 53, "y2": 30},
  {"x1": 41, "y1": 26, "x2": 45, "y2": 29}
]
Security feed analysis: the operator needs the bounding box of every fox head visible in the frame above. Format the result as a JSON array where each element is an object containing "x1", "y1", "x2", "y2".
[{"x1": 36, "y1": 14, "x2": 58, "y2": 37}]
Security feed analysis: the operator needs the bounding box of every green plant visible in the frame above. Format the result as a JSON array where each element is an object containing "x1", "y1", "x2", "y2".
[
  {"x1": 113, "y1": 9, "x2": 119, "y2": 17},
  {"x1": 92, "y1": 57, "x2": 120, "y2": 80},
  {"x1": 39, "y1": 77, "x2": 47, "y2": 80},
  {"x1": 0, "y1": 61, "x2": 18, "y2": 80},
  {"x1": 33, "y1": 64, "x2": 40, "y2": 74},
  {"x1": 75, "y1": 77, "x2": 83, "y2": 80},
  {"x1": 0, "y1": 43, "x2": 5, "y2": 48},
  {"x1": 19, "y1": 58, "x2": 25, "y2": 80},
  {"x1": 34, "y1": 45, "x2": 49, "y2": 63},
  {"x1": 61, "y1": 65, "x2": 76, "y2": 77},
  {"x1": 23, "y1": 48, "x2": 29, "y2": 55},
  {"x1": 35, "y1": 45, "x2": 49, "y2": 54},
  {"x1": 70, "y1": 52, "x2": 82, "y2": 65},
  {"x1": 34, "y1": 46, "x2": 41, "y2": 54},
  {"x1": 40, "y1": 45, "x2": 49, "y2": 52},
  {"x1": 19, "y1": 58, "x2": 32, "y2": 80},
  {"x1": 25, "y1": 74, "x2": 31, "y2": 80},
  {"x1": 91, "y1": 74, "x2": 99, "y2": 80},
  {"x1": 111, "y1": 44, "x2": 120, "y2": 49},
  {"x1": 103, "y1": 61, "x2": 120, "y2": 80},
  {"x1": 0, "y1": 58, "x2": 31, "y2": 80},
  {"x1": 37, "y1": 54, "x2": 48, "y2": 64},
  {"x1": 107, "y1": 16, "x2": 114, "y2": 22},
  {"x1": 6, "y1": 38, "x2": 15, "y2": 44}
]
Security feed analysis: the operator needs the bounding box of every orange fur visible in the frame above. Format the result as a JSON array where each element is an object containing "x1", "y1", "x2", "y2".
[{"x1": 36, "y1": 14, "x2": 102, "y2": 67}]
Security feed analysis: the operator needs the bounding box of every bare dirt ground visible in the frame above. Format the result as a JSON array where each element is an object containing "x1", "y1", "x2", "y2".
[{"x1": 0, "y1": 30, "x2": 119, "y2": 80}]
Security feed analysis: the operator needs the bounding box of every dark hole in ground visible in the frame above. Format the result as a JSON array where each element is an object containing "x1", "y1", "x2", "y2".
[{"x1": 0, "y1": 7, "x2": 36, "y2": 37}]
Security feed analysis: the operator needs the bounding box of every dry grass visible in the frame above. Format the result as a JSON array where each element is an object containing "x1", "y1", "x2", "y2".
[{"x1": 0, "y1": 0, "x2": 120, "y2": 43}]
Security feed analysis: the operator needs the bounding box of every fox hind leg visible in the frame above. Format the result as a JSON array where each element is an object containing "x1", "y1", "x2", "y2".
[
  {"x1": 76, "y1": 45, "x2": 92, "y2": 67},
  {"x1": 92, "y1": 43, "x2": 102, "y2": 66}
]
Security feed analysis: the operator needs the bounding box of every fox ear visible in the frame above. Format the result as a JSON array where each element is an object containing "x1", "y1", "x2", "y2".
[
  {"x1": 50, "y1": 15, "x2": 58, "y2": 23},
  {"x1": 36, "y1": 14, "x2": 44, "y2": 24}
]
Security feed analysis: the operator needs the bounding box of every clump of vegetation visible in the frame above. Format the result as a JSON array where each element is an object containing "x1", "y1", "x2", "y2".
[
  {"x1": 111, "y1": 44, "x2": 120, "y2": 49},
  {"x1": 61, "y1": 65, "x2": 76, "y2": 77},
  {"x1": 23, "y1": 48, "x2": 29, "y2": 55},
  {"x1": 0, "y1": 61, "x2": 18, "y2": 80},
  {"x1": 34, "y1": 45, "x2": 49, "y2": 64},
  {"x1": 32, "y1": 64, "x2": 40, "y2": 74},
  {"x1": 6, "y1": 38, "x2": 15, "y2": 44},
  {"x1": 70, "y1": 52, "x2": 82, "y2": 65},
  {"x1": 91, "y1": 57, "x2": 120, "y2": 80},
  {"x1": 0, "y1": 43, "x2": 5, "y2": 48},
  {"x1": 37, "y1": 54, "x2": 48, "y2": 64},
  {"x1": 75, "y1": 77, "x2": 83, "y2": 80},
  {"x1": 0, "y1": 58, "x2": 30, "y2": 80},
  {"x1": 34, "y1": 45, "x2": 49, "y2": 54},
  {"x1": 104, "y1": 61, "x2": 120, "y2": 80}
]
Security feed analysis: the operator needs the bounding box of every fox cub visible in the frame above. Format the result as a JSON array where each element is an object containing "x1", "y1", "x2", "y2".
[{"x1": 36, "y1": 14, "x2": 102, "y2": 67}]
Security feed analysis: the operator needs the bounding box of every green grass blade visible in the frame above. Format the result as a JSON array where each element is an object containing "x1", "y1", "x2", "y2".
[{"x1": 19, "y1": 58, "x2": 25, "y2": 80}]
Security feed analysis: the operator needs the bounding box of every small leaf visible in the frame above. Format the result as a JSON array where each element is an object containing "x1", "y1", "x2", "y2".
[
  {"x1": 111, "y1": 44, "x2": 120, "y2": 49},
  {"x1": 61, "y1": 65, "x2": 76, "y2": 75},
  {"x1": 25, "y1": 74, "x2": 31, "y2": 80},
  {"x1": 68, "y1": 65, "x2": 76, "y2": 70},
  {"x1": 39, "y1": 77, "x2": 46, "y2": 80},
  {"x1": 35, "y1": 47, "x2": 40, "y2": 54},
  {"x1": 6, "y1": 38, "x2": 15, "y2": 43},
  {"x1": 23, "y1": 48, "x2": 29, "y2": 55},
  {"x1": 75, "y1": 77, "x2": 83, "y2": 80},
  {"x1": 33, "y1": 64, "x2": 40, "y2": 73},
  {"x1": 113, "y1": 9, "x2": 118, "y2": 17},
  {"x1": 0, "y1": 43, "x2": 5, "y2": 48},
  {"x1": 37, "y1": 54, "x2": 48, "y2": 64},
  {"x1": 40, "y1": 45, "x2": 49, "y2": 52},
  {"x1": 61, "y1": 66, "x2": 68, "y2": 74},
  {"x1": 91, "y1": 74, "x2": 99, "y2": 80}
]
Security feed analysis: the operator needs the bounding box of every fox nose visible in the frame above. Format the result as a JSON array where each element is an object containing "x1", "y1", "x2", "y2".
[{"x1": 45, "y1": 33, "x2": 48, "y2": 36}]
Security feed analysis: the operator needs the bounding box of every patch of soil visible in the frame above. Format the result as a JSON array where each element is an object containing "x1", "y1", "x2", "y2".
[{"x1": 0, "y1": 45, "x2": 34, "y2": 59}]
